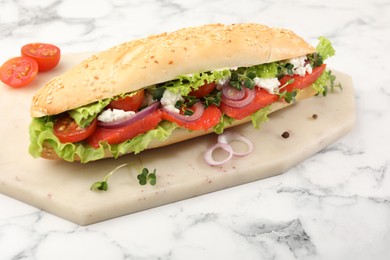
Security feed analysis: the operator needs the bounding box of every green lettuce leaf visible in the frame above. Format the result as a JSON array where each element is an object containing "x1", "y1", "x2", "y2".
[
  {"x1": 161, "y1": 69, "x2": 231, "y2": 96},
  {"x1": 251, "y1": 105, "x2": 271, "y2": 129},
  {"x1": 250, "y1": 62, "x2": 279, "y2": 78},
  {"x1": 29, "y1": 118, "x2": 177, "y2": 163},
  {"x1": 316, "y1": 36, "x2": 336, "y2": 60},
  {"x1": 68, "y1": 99, "x2": 111, "y2": 128},
  {"x1": 311, "y1": 69, "x2": 342, "y2": 96},
  {"x1": 213, "y1": 115, "x2": 235, "y2": 134}
]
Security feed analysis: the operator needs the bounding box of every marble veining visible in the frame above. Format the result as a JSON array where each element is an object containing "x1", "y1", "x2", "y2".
[{"x1": 1, "y1": 0, "x2": 390, "y2": 259}]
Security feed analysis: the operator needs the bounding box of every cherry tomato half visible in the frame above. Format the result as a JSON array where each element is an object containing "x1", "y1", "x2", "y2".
[
  {"x1": 21, "y1": 43, "x2": 61, "y2": 72},
  {"x1": 107, "y1": 89, "x2": 145, "y2": 111},
  {"x1": 189, "y1": 82, "x2": 216, "y2": 98},
  {"x1": 0, "y1": 56, "x2": 39, "y2": 88},
  {"x1": 54, "y1": 115, "x2": 97, "y2": 143}
]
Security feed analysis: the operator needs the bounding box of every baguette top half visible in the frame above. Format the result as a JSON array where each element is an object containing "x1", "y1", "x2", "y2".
[{"x1": 31, "y1": 23, "x2": 316, "y2": 117}]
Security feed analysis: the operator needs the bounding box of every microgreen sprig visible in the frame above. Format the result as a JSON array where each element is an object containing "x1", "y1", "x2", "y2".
[
  {"x1": 277, "y1": 78, "x2": 296, "y2": 103},
  {"x1": 279, "y1": 90, "x2": 297, "y2": 103},
  {"x1": 90, "y1": 163, "x2": 129, "y2": 191},
  {"x1": 277, "y1": 62, "x2": 294, "y2": 77},
  {"x1": 229, "y1": 70, "x2": 257, "y2": 90},
  {"x1": 137, "y1": 168, "x2": 157, "y2": 186},
  {"x1": 90, "y1": 163, "x2": 157, "y2": 191},
  {"x1": 327, "y1": 70, "x2": 342, "y2": 93}
]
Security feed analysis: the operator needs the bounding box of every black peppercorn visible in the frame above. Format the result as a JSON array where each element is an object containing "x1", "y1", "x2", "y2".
[{"x1": 281, "y1": 131, "x2": 290, "y2": 138}]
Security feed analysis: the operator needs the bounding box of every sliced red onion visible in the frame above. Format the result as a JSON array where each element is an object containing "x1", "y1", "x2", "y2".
[
  {"x1": 217, "y1": 131, "x2": 254, "y2": 157},
  {"x1": 163, "y1": 102, "x2": 204, "y2": 123},
  {"x1": 221, "y1": 87, "x2": 255, "y2": 108},
  {"x1": 97, "y1": 101, "x2": 160, "y2": 128},
  {"x1": 222, "y1": 83, "x2": 246, "y2": 100},
  {"x1": 204, "y1": 142, "x2": 234, "y2": 166}
]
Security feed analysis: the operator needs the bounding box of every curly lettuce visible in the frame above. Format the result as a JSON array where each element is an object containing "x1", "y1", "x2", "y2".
[{"x1": 29, "y1": 118, "x2": 177, "y2": 163}]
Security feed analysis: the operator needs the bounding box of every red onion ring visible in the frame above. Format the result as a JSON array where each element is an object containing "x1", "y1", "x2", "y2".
[
  {"x1": 163, "y1": 102, "x2": 204, "y2": 123},
  {"x1": 204, "y1": 142, "x2": 234, "y2": 166},
  {"x1": 222, "y1": 83, "x2": 246, "y2": 100},
  {"x1": 97, "y1": 101, "x2": 160, "y2": 129},
  {"x1": 204, "y1": 131, "x2": 254, "y2": 166},
  {"x1": 221, "y1": 87, "x2": 255, "y2": 108},
  {"x1": 217, "y1": 131, "x2": 254, "y2": 157}
]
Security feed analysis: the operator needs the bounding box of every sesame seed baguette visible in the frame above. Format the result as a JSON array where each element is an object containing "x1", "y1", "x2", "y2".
[
  {"x1": 31, "y1": 23, "x2": 315, "y2": 117},
  {"x1": 39, "y1": 87, "x2": 317, "y2": 161}
]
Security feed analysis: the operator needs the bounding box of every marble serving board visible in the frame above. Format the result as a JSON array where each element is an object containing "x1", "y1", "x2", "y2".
[{"x1": 0, "y1": 53, "x2": 355, "y2": 225}]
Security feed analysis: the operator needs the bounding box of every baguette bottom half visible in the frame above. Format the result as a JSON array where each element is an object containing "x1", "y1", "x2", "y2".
[{"x1": 40, "y1": 87, "x2": 318, "y2": 161}]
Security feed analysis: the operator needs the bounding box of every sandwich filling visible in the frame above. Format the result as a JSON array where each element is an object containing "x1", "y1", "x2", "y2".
[{"x1": 29, "y1": 37, "x2": 337, "y2": 163}]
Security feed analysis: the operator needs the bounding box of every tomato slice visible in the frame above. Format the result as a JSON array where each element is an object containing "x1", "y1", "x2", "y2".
[
  {"x1": 279, "y1": 64, "x2": 327, "y2": 92},
  {"x1": 220, "y1": 88, "x2": 278, "y2": 120},
  {"x1": 188, "y1": 82, "x2": 216, "y2": 98},
  {"x1": 54, "y1": 115, "x2": 98, "y2": 143},
  {"x1": 221, "y1": 64, "x2": 327, "y2": 120},
  {"x1": 162, "y1": 104, "x2": 222, "y2": 131},
  {"x1": 107, "y1": 89, "x2": 145, "y2": 111},
  {"x1": 21, "y1": 43, "x2": 61, "y2": 72},
  {"x1": 0, "y1": 56, "x2": 38, "y2": 88},
  {"x1": 87, "y1": 110, "x2": 162, "y2": 148}
]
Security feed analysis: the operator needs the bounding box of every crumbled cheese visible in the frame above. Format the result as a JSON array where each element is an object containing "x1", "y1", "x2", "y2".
[
  {"x1": 142, "y1": 92, "x2": 156, "y2": 106},
  {"x1": 98, "y1": 109, "x2": 135, "y2": 123},
  {"x1": 161, "y1": 89, "x2": 183, "y2": 113},
  {"x1": 254, "y1": 77, "x2": 281, "y2": 94},
  {"x1": 289, "y1": 56, "x2": 312, "y2": 76}
]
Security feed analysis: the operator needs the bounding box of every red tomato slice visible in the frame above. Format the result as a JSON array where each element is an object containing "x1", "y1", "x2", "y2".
[
  {"x1": 279, "y1": 64, "x2": 327, "y2": 92},
  {"x1": 220, "y1": 88, "x2": 278, "y2": 120},
  {"x1": 87, "y1": 109, "x2": 162, "y2": 148},
  {"x1": 54, "y1": 115, "x2": 97, "y2": 143},
  {"x1": 107, "y1": 89, "x2": 145, "y2": 111},
  {"x1": 221, "y1": 64, "x2": 327, "y2": 120},
  {"x1": 188, "y1": 82, "x2": 216, "y2": 98},
  {"x1": 21, "y1": 43, "x2": 61, "y2": 72},
  {"x1": 0, "y1": 56, "x2": 38, "y2": 88},
  {"x1": 162, "y1": 104, "x2": 222, "y2": 131}
]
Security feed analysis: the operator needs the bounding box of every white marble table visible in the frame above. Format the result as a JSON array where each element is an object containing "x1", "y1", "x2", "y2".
[{"x1": 1, "y1": 0, "x2": 389, "y2": 259}]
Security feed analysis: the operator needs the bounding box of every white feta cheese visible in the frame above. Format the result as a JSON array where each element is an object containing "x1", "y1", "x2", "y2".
[
  {"x1": 254, "y1": 77, "x2": 281, "y2": 94},
  {"x1": 142, "y1": 92, "x2": 156, "y2": 106},
  {"x1": 161, "y1": 89, "x2": 183, "y2": 113},
  {"x1": 98, "y1": 109, "x2": 135, "y2": 123},
  {"x1": 289, "y1": 56, "x2": 313, "y2": 76}
]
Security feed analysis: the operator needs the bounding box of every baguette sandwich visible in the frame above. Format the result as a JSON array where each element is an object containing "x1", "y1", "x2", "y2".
[{"x1": 29, "y1": 23, "x2": 336, "y2": 163}]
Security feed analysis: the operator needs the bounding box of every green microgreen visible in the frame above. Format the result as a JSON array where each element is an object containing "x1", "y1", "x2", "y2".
[
  {"x1": 277, "y1": 63, "x2": 294, "y2": 77},
  {"x1": 277, "y1": 78, "x2": 297, "y2": 103},
  {"x1": 279, "y1": 90, "x2": 297, "y2": 103},
  {"x1": 307, "y1": 53, "x2": 324, "y2": 68},
  {"x1": 185, "y1": 96, "x2": 200, "y2": 107},
  {"x1": 174, "y1": 100, "x2": 184, "y2": 109},
  {"x1": 183, "y1": 109, "x2": 194, "y2": 116},
  {"x1": 90, "y1": 163, "x2": 157, "y2": 191},
  {"x1": 203, "y1": 91, "x2": 222, "y2": 107},
  {"x1": 229, "y1": 70, "x2": 256, "y2": 90},
  {"x1": 90, "y1": 163, "x2": 129, "y2": 191},
  {"x1": 137, "y1": 168, "x2": 157, "y2": 185},
  {"x1": 328, "y1": 70, "x2": 342, "y2": 92}
]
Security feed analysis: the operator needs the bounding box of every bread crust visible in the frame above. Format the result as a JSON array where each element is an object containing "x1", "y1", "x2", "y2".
[
  {"x1": 40, "y1": 87, "x2": 317, "y2": 161},
  {"x1": 31, "y1": 23, "x2": 315, "y2": 117}
]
